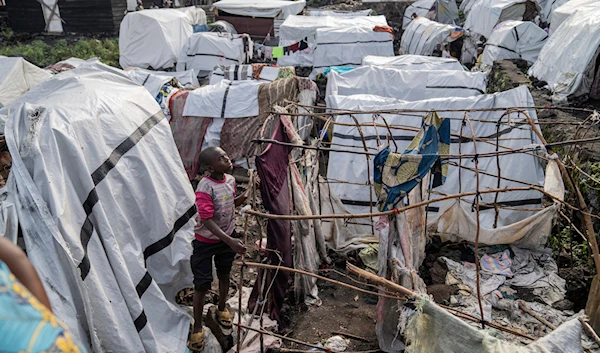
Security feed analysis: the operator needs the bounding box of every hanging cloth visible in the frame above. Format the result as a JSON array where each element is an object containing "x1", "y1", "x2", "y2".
[{"x1": 373, "y1": 112, "x2": 450, "y2": 212}]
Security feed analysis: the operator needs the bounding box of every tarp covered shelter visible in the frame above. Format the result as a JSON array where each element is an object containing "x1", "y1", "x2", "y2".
[
  {"x1": 124, "y1": 67, "x2": 200, "y2": 91},
  {"x1": 326, "y1": 66, "x2": 486, "y2": 99},
  {"x1": 306, "y1": 8, "x2": 373, "y2": 17},
  {"x1": 2, "y1": 63, "x2": 196, "y2": 352},
  {"x1": 325, "y1": 86, "x2": 549, "y2": 237},
  {"x1": 537, "y1": 0, "x2": 569, "y2": 23},
  {"x1": 175, "y1": 32, "x2": 253, "y2": 79},
  {"x1": 529, "y1": 5, "x2": 600, "y2": 102},
  {"x1": 481, "y1": 20, "x2": 548, "y2": 67},
  {"x1": 277, "y1": 15, "x2": 389, "y2": 67},
  {"x1": 464, "y1": 0, "x2": 540, "y2": 39},
  {"x1": 549, "y1": 0, "x2": 600, "y2": 34},
  {"x1": 119, "y1": 7, "x2": 207, "y2": 70},
  {"x1": 400, "y1": 17, "x2": 463, "y2": 56},
  {"x1": 402, "y1": 0, "x2": 459, "y2": 29},
  {"x1": 211, "y1": 0, "x2": 306, "y2": 19},
  {"x1": 462, "y1": 0, "x2": 540, "y2": 64},
  {"x1": 311, "y1": 26, "x2": 394, "y2": 76},
  {"x1": 0, "y1": 56, "x2": 52, "y2": 108},
  {"x1": 362, "y1": 55, "x2": 465, "y2": 71}
]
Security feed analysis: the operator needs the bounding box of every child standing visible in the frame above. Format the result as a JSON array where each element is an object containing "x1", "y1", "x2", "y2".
[{"x1": 188, "y1": 146, "x2": 247, "y2": 352}]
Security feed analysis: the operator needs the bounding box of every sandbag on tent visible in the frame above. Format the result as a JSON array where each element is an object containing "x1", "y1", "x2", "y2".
[
  {"x1": 2, "y1": 63, "x2": 196, "y2": 352},
  {"x1": 481, "y1": 20, "x2": 548, "y2": 67},
  {"x1": 311, "y1": 26, "x2": 394, "y2": 77},
  {"x1": 326, "y1": 66, "x2": 486, "y2": 99},
  {"x1": 119, "y1": 7, "x2": 207, "y2": 70},
  {"x1": 176, "y1": 32, "x2": 253, "y2": 80},
  {"x1": 277, "y1": 15, "x2": 389, "y2": 67},
  {"x1": 549, "y1": 0, "x2": 600, "y2": 34},
  {"x1": 326, "y1": 86, "x2": 549, "y2": 235},
  {"x1": 462, "y1": 0, "x2": 541, "y2": 64},
  {"x1": 362, "y1": 55, "x2": 465, "y2": 71},
  {"x1": 529, "y1": 6, "x2": 600, "y2": 102},
  {"x1": 400, "y1": 17, "x2": 463, "y2": 56},
  {"x1": 211, "y1": 0, "x2": 306, "y2": 19},
  {"x1": 0, "y1": 56, "x2": 52, "y2": 108},
  {"x1": 402, "y1": 0, "x2": 459, "y2": 29}
]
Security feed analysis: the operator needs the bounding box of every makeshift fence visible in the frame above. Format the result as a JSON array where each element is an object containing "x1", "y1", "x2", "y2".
[{"x1": 231, "y1": 101, "x2": 600, "y2": 353}]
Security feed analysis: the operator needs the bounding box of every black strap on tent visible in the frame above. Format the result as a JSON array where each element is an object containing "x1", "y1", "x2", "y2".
[
  {"x1": 485, "y1": 43, "x2": 520, "y2": 56},
  {"x1": 426, "y1": 85, "x2": 486, "y2": 94},
  {"x1": 186, "y1": 53, "x2": 240, "y2": 62},
  {"x1": 220, "y1": 81, "x2": 233, "y2": 118},
  {"x1": 317, "y1": 39, "x2": 394, "y2": 45}
]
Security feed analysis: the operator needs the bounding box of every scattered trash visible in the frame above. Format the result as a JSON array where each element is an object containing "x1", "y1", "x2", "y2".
[{"x1": 324, "y1": 336, "x2": 349, "y2": 352}]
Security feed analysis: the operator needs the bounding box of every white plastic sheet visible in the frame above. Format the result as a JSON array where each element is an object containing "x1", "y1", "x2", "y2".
[
  {"x1": 538, "y1": 0, "x2": 569, "y2": 22},
  {"x1": 312, "y1": 26, "x2": 394, "y2": 72},
  {"x1": 183, "y1": 79, "x2": 261, "y2": 118},
  {"x1": 119, "y1": 7, "x2": 207, "y2": 70},
  {"x1": 212, "y1": 0, "x2": 306, "y2": 19},
  {"x1": 277, "y1": 15, "x2": 389, "y2": 67},
  {"x1": 0, "y1": 56, "x2": 52, "y2": 108},
  {"x1": 549, "y1": 0, "x2": 600, "y2": 34},
  {"x1": 124, "y1": 67, "x2": 199, "y2": 97},
  {"x1": 3, "y1": 63, "x2": 196, "y2": 353},
  {"x1": 326, "y1": 87, "x2": 549, "y2": 233},
  {"x1": 400, "y1": 17, "x2": 459, "y2": 56},
  {"x1": 402, "y1": 0, "x2": 459, "y2": 29},
  {"x1": 464, "y1": 0, "x2": 534, "y2": 39},
  {"x1": 362, "y1": 54, "x2": 465, "y2": 71},
  {"x1": 326, "y1": 66, "x2": 486, "y2": 100},
  {"x1": 176, "y1": 32, "x2": 252, "y2": 75},
  {"x1": 481, "y1": 20, "x2": 548, "y2": 67},
  {"x1": 529, "y1": 5, "x2": 600, "y2": 102},
  {"x1": 307, "y1": 9, "x2": 373, "y2": 17}
]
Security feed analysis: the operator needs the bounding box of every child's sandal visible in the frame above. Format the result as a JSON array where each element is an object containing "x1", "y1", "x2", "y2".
[
  {"x1": 217, "y1": 309, "x2": 233, "y2": 328},
  {"x1": 188, "y1": 328, "x2": 205, "y2": 352}
]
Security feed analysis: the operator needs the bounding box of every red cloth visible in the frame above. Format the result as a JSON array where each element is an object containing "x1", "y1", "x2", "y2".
[
  {"x1": 289, "y1": 42, "x2": 299, "y2": 53},
  {"x1": 373, "y1": 25, "x2": 395, "y2": 39}
]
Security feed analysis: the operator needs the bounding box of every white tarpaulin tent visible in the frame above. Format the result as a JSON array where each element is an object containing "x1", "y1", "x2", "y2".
[
  {"x1": 464, "y1": 0, "x2": 539, "y2": 39},
  {"x1": 326, "y1": 86, "x2": 548, "y2": 234},
  {"x1": 2, "y1": 63, "x2": 196, "y2": 352},
  {"x1": 529, "y1": 6, "x2": 600, "y2": 102},
  {"x1": 400, "y1": 17, "x2": 461, "y2": 56},
  {"x1": 402, "y1": 0, "x2": 459, "y2": 29},
  {"x1": 125, "y1": 67, "x2": 200, "y2": 95},
  {"x1": 459, "y1": 0, "x2": 481, "y2": 16},
  {"x1": 537, "y1": 0, "x2": 569, "y2": 22},
  {"x1": 119, "y1": 7, "x2": 207, "y2": 70},
  {"x1": 326, "y1": 66, "x2": 486, "y2": 99},
  {"x1": 212, "y1": 0, "x2": 306, "y2": 19},
  {"x1": 277, "y1": 15, "x2": 389, "y2": 67},
  {"x1": 176, "y1": 32, "x2": 252, "y2": 77},
  {"x1": 362, "y1": 55, "x2": 465, "y2": 71},
  {"x1": 549, "y1": 0, "x2": 600, "y2": 34},
  {"x1": 311, "y1": 26, "x2": 394, "y2": 76},
  {"x1": 307, "y1": 8, "x2": 373, "y2": 16},
  {"x1": 481, "y1": 20, "x2": 548, "y2": 67},
  {"x1": 0, "y1": 56, "x2": 52, "y2": 108}
]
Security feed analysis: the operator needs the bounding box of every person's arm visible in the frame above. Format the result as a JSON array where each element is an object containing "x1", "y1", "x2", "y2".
[
  {"x1": 201, "y1": 219, "x2": 246, "y2": 254},
  {"x1": 234, "y1": 189, "x2": 249, "y2": 208},
  {"x1": 0, "y1": 236, "x2": 53, "y2": 311}
]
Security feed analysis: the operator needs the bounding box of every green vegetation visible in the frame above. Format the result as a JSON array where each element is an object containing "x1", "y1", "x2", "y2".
[{"x1": 0, "y1": 38, "x2": 120, "y2": 68}]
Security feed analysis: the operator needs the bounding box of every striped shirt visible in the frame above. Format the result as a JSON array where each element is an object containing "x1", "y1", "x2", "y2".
[{"x1": 194, "y1": 174, "x2": 236, "y2": 243}]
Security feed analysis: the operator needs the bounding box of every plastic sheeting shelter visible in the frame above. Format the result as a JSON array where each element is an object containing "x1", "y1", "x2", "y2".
[
  {"x1": 307, "y1": 9, "x2": 373, "y2": 17},
  {"x1": 326, "y1": 66, "x2": 486, "y2": 99},
  {"x1": 0, "y1": 56, "x2": 52, "y2": 108},
  {"x1": 211, "y1": 0, "x2": 306, "y2": 19},
  {"x1": 277, "y1": 15, "x2": 389, "y2": 67},
  {"x1": 325, "y1": 87, "x2": 549, "y2": 238},
  {"x1": 402, "y1": 0, "x2": 459, "y2": 29},
  {"x1": 362, "y1": 55, "x2": 465, "y2": 71},
  {"x1": 176, "y1": 32, "x2": 252, "y2": 78},
  {"x1": 2, "y1": 63, "x2": 196, "y2": 352},
  {"x1": 529, "y1": 6, "x2": 600, "y2": 102},
  {"x1": 464, "y1": 0, "x2": 539, "y2": 39},
  {"x1": 311, "y1": 26, "x2": 394, "y2": 76},
  {"x1": 549, "y1": 0, "x2": 600, "y2": 34},
  {"x1": 400, "y1": 17, "x2": 462, "y2": 56},
  {"x1": 119, "y1": 7, "x2": 207, "y2": 70},
  {"x1": 125, "y1": 67, "x2": 200, "y2": 92},
  {"x1": 537, "y1": 0, "x2": 569, "y2": 23},
  {"x1": 481, "y1": 20, "x2": 548, "y2": 67}
]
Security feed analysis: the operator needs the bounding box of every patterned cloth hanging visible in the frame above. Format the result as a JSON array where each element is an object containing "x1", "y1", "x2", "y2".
[{"x1": 373, "y1": 111, "x2": 450, "y2": 212}]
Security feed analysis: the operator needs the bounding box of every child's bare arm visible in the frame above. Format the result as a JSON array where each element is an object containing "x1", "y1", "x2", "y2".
[
  {"x1": 0, "y1": 236, "x2": 53, "y2": 311},
  {"x1": 202, "y1": 219, "x2": 246, "y2": 254},
  {"x1": 234, "y1": 189, "x2": 249, "y2": 207}
]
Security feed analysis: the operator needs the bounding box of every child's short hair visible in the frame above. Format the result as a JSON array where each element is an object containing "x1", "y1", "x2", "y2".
[{"x1": 198, "y1": 146, "x2": 221, "y2": 173}]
